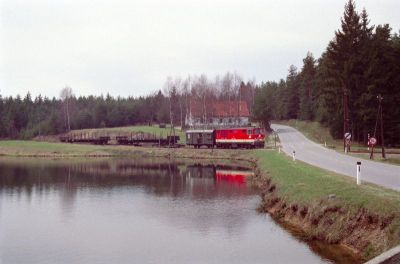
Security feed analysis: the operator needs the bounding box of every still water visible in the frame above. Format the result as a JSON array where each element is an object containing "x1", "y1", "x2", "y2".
[{"x1": 0, "y1": 158, "x2": 341, "y2": 264}]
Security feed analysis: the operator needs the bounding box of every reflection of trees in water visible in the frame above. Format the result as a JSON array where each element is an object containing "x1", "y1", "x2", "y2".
[
  {"x1": 0, "y1": 159, "x2": 254, "y2": 206},
  {"x1": 0, "y1": 159, "x2": 257, "y2": 241},
  {"x1": 60, "y1": 166, "x2": 77, "y2": 216}
]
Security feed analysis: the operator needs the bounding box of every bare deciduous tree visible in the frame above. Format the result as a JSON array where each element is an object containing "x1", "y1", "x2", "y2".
[
  {"x1": 60, "y1": 86, "x2": 73, "y2": 132},
  {"x1": 162, "y1": 73, "x2": 255, "y2": 128}
]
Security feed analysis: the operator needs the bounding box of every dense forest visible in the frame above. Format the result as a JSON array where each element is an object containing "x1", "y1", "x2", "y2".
[
  {"x1": 0, "y1": 90, "x2": 175, "y2": 139},
  {"x1": 253, "y1": 0, "x2": 400, "y2": 146},
  {"x1": 0, "y1": 73, "x2": 255, "y2": 139}
]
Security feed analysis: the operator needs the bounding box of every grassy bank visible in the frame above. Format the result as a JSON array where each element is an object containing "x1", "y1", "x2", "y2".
[
  {"x1": 275, "y1": 120, "x2": 400, "y2": 165},
  {"x1": 0, "y1": 140, "x2": 251, "y2": 161},
  {"x1": 253, "y1": 149, "x2": 400, "y2": 261}
]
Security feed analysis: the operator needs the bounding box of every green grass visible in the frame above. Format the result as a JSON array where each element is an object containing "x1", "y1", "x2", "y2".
[
  {"x1": 0, "y1": 140, "x2": 252, "y2": 162},
  {"x1": 254, "y1": 149, "x2": 400, "y2": 215},
  {"x1": 0, "y1": 140, "x2": 105, "y2": 155}
]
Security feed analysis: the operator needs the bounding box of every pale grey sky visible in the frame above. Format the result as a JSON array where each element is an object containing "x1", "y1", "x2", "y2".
[{"x1": 1, "y1": 0, "x2": 399, "y2": 98}]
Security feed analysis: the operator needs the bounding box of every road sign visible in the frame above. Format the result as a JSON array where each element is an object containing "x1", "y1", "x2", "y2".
[
  {"x1": 369, "y1": 137, "x2": 377, "y2": 146},
  {"x1": 344, "y1": 132, "x2": 351, "y2": 140}
]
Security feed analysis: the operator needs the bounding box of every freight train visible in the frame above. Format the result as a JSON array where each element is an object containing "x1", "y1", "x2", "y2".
[{"x1": 186, "y1": 127, "x2": 265, "y2": 149}]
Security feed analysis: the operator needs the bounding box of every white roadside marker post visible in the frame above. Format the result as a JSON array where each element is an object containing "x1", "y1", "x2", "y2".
[
  {"x1": 356, "y1": 161, "x2": 361, "y2": 185},
  {"x1": 292, "y1": 151, "x2": 296, "y2": 161},
  {"x1": 278, "y1": 146, "x2": 281, "y2": 153}
]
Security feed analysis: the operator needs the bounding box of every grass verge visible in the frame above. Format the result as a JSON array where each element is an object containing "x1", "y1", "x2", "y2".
[
  {"x1": 0, "y1": 140, "x2": 251, "y2": 161},
  {"x1": 252, "y1": 149, "x2": 400, "y2": 262}
]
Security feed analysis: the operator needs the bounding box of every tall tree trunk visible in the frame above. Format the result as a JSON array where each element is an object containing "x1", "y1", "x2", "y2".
[{"x1": 66, "y1": 98, "x2": 70, "y2": 131}]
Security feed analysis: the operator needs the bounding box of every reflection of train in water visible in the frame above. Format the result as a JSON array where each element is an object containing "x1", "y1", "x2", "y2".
[
  {"x1": 186, "y1": 127, "x2": 265, "y2": 149},
  {"x1": 215, "y1": 170, "x2": 254, "y2": 184},
  {"x1": 185, "y1": 165, "x2": 254, "y2": 186}
]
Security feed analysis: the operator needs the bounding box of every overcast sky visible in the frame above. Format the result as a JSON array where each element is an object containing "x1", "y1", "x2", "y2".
[{"x1": 1, "y1": 0, "x2": 399, "y2": 98}]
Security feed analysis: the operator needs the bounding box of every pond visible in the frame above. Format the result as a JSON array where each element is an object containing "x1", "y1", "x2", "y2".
[{"x1": 0, "y1": 157, "x2": 352, "y2": 263}]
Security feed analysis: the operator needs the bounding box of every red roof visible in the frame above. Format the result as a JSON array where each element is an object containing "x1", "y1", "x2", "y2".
[{"x1": 190, "y1": 100, "x2": 250, "y2": 118}]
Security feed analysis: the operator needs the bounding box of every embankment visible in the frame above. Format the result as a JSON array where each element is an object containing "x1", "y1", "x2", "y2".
[
  {"x1": 0, "y1": 140, "x2": 254, "y2": 161},
  {"x1": 251, "y1": 150, "x2": 400, "y2": 263}
]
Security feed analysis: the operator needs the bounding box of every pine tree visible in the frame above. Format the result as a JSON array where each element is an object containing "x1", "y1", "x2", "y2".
[
  {"x1": 299, "y1": 52, "x2": 317, "y2": 120},
  {"x1": 285, "y1": 65, "x2": 300, "y2": 119},
  {"x1": 326, "y1": 0, "x2": 363, "y2": 139}
]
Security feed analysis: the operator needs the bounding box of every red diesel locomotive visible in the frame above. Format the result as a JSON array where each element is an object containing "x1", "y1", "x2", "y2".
[
  {"x1": 215, "y1": 127, "x2": 265, "y2": 148},
  {"x1": 186, "y1": 127, "x2": 265, "y2": 149}
]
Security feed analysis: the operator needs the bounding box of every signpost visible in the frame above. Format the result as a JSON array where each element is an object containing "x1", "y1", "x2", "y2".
[
  {"x1": 369, "y1": 136, "x2": 377, "y2": 159},
  {"x1": 369, "y1": 137, "x2": 377, "y2": 146},
  {"x1": 367, "y1": 133, "x2": 370, "y2": 150},
  {"x1": 370, "y1": 95, "x2": 386, "y2": 159},
  {"x1": 344, "y1": 132, "x2": 351, "y2": 154}
]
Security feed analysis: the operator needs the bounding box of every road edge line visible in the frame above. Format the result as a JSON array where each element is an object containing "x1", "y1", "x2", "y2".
[{"x1": 364, "y1": 245, "x2": 400, "y2": 264}]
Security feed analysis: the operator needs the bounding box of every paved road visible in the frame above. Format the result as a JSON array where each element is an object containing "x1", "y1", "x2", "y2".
[{"x1": 272, "y1": 124, "x2": 400, "y2": 191}]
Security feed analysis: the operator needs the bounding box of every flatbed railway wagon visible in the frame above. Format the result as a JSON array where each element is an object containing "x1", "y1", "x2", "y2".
[{"x1": 185, "y1": 127, "x2": 265, "y2": 149}]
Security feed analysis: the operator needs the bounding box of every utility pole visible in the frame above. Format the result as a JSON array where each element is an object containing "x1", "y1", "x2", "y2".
[
  {"x1": 369, "y1": 94, "x2": 385, "y2": 159},
  {"x1": 343, "y1": 89, "x2": 350, "y2": 153},
  {"x1": 378, "y1": 95, "x2": 386, "y2": 159}
]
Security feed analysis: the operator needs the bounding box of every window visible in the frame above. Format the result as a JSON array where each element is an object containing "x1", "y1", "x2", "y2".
[{"x1": 247, "y1": 129, "x2": 252, "y2": 135}]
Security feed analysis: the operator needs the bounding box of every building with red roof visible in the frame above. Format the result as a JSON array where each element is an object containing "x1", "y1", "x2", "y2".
[{"x1": 186, "y1": 100, "x2": 250, "y2": 128}]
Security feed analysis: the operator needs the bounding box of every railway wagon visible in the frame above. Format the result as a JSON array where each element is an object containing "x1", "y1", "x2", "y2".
[
  {"x1": 185, "y1": 127, "x2": 265, "y2": 149},
  {"x1": 186, "y1": 130, "x2": 215, "y2": 148}
]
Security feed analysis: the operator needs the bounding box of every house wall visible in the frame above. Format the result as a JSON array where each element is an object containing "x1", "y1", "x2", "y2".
[{"x1": 188, "y1": 116, "x2": 249, "y2": 128}]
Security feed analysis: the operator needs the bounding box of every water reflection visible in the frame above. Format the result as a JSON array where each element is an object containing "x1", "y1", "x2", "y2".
[
  {"x1": 0, "y1": 159, "x2": 253, "y2": 202},
  {"x1": 0, "y1": 158, "x2": 334, "y2": 264},
  {"x1": 0, "y1": 159, "x2": 256, "y2": 234}
]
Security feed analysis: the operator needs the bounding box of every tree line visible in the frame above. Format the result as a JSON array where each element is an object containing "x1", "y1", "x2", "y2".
[
  {"x1": 253, "y1": 0, "x2": 400, "y2": 146},
  {"x1": 0, "y1": 90, "x2": 169, "y2": 139},
  {"x1": 0, "y1": 72, "x2": 255, "y2": 139}
]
